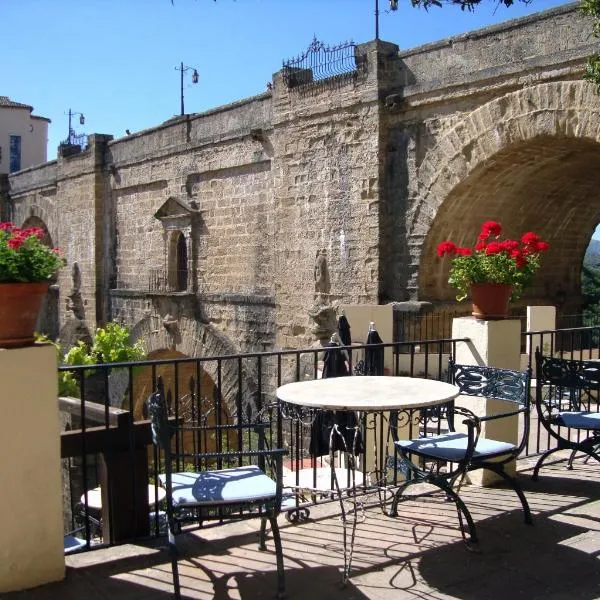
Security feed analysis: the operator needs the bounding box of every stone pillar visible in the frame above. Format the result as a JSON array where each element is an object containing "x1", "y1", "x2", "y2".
[
  {"x1": 0, "y1": 345, "x2": 65, "y2": 592},
  {"x1": 451, "y1": 317, "x2": 522, "y2": 485},
  {"x1": 526, "y1": 305, "x2": 556, "y2": 358}
]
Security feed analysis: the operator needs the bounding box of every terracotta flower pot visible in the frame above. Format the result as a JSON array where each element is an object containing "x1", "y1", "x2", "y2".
[
  {"x1": 470, "y1": 283, "x2": 512, "y2": 320},
  {"x1": 0, "y1": 281, "x2": 49, "y2": 348}
]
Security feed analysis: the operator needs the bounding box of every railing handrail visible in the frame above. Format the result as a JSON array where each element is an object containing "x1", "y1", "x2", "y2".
[{"x1": 57, "y1": 336, "x2": 470, "y2": 372}]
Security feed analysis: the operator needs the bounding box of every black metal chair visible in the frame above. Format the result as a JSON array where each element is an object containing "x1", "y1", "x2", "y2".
[
  {"x1": 532, "y1": 350, "x2": 600, "y2": 480},
  {"x1": 147, "y1": 387, "x2": 287, "y2": 599},
  {"x1": 389, "y1": 362, "x2": 532, "y2": 545}
]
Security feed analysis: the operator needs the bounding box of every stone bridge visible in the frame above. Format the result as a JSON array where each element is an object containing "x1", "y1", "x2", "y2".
[{"x1": 1, "y1": 2, "x2": 597, "y2": 379}]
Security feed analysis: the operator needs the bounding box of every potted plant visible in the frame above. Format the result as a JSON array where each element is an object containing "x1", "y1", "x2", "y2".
[
  {"x1": 0, "y1": 222, "x2": 65, "y2": 347},
  {"x1": 437, "y1": 220, "x2": 550, "y2": 319}
]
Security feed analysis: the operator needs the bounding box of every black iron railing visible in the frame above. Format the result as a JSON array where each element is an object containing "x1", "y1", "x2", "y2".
[
  {"x1": 282, "y1": 38, "x2": 366, "y2": 88},
  {"x1": 59, "y1": 336, "x2": 463, "y2": 550},
  {"x1": 60, "y1": 324, "x2": 600, "y2": 553},
  {"x1": 148, "y1": 268, "x2": 189, "y2": 293},
  {"x1": 522, "y1": 325, "x2": 600, "y2": 458}
]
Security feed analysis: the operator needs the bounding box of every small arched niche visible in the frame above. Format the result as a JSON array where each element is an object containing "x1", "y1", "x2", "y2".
[
  {"x1": 168, "y1": 230, "x2": 188, "y2": 292},
  {"x1": 154, "y1": 196, "x2": 198, "y2": 293}
]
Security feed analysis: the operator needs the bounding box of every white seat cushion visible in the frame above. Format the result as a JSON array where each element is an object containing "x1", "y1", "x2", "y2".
[
  {"x1": 283, "y1": 466, "x2": 366, "y2": 492},
  {"x1": 555, "y1": 411, "x2": 600, "y2": 430},
  {"x1": 159, "y1": 465, "x2": 277, "y2": 506},
  {"x1": 396, "y1": 432, "x2": 516, "y2": 462}
]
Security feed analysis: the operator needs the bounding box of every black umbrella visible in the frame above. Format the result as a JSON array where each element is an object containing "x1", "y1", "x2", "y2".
[
  {"x1": 364, "y1": 322, "x2": 385, "y2": 376},
  {"x1": 309, "y1": 340, "x2": 364, "y2": 457}
]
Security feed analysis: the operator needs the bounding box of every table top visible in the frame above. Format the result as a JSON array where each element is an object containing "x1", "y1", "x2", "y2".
[
  {"x1": 81, "y1": 484, "x2": 166, "y2": 510},
  {"x1": 277, "y1": 376, "x2": 460, "y2": 411}
]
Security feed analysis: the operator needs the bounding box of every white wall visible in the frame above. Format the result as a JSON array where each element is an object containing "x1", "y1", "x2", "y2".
[{"x1": 0, "y1": 106, "x2": 49, "y2": 175}]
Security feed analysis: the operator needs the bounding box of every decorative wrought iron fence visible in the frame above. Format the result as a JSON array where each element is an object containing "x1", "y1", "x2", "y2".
[
  {"x1": 148, "y1": 268, "x2": 189, "y2": 293},
  {"x1": 282, "y1": 38, "x2": 366, "y2": 88},
  {"x1": 521, "y1": 325, "x2": 600, "y2": 458},
  {"x1": 59, "y1": 323, "x2": 600, "y2": 553},
  {"x1": 59, "y1": 336, "x2": 462, "y2": 551}
]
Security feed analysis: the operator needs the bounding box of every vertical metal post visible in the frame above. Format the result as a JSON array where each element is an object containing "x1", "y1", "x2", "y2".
[
  {"x1": 375, "y1": 0, "x2": 380, "y2": 40},
  {"x1": 68, "y1": 109, "x2": 73, "y2": 144},
  {"x1": 180, "y1": 61, "x2": 185, "y2": 116}
]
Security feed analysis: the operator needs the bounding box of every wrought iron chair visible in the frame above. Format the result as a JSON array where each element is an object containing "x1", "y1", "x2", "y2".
[
  {"x1": 389, "y1": 362, "x2": 532, "y2": 545},
  {"x1": 532, "y1": 350, "x2": 600, "y2": 480},
  {"x1": 147, "y1": 387, "x2": 287, "y2": 600}
]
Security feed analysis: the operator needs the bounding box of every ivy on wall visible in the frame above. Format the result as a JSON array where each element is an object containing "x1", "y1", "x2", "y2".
[{"x1": 581, "y1": 0, "x2": 600, "y2": 93}]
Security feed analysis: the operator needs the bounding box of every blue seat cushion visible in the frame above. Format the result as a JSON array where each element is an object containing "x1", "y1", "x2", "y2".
[
  {"x1": 159, "y1": 465, "x2": 277, "y2": 506},
  {"x1": 64, "y1": 534, "x2": 87, "y2": 554},
  {"x1": 554, "y1": 411, "x2": 600, "y2": 430},
  {"x1": 396, "y1": 432, "x2": 516, "y2": 462}
]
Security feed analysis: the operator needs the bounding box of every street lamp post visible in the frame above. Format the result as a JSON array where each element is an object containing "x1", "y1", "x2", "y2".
[
  {"x1": 175, "y1": 62, "x2": 199, "y2": 116},
  {"x1": 67, "y1": 109, "x2": 85, "y2": 145},
  {"x1": 375, "y1": 0, "x2": 399, "y2": 40}
]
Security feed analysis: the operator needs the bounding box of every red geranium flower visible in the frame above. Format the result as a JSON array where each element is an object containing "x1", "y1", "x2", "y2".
[
  {"x1": 436, "y1": 241, "x2": 457, "y2": 257},
  {"x1": 456, "y1": 247, "x2": 472, "y2": 256},
  {"x1": 521, "y1": 232, "x2": 540, "y2": 246},
  {"x1": 485, "y1": 242, "x2": 503, "y2": 255},
  {"x1": 480, "y1": 221, "x2": 502, "y2": 240}
]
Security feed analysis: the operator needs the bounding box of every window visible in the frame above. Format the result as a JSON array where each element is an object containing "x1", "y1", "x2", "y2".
[
  {"x1": 9, "y1": 135, "x2": 21, "y2": 172},
  {"x1": 176, "y1": 232, "x2": 188, "y2": 292}
]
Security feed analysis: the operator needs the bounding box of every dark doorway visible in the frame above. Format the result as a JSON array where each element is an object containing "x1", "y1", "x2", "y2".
[{"x1": 176, "y1": 232, "x2": 188, "y2": 292}]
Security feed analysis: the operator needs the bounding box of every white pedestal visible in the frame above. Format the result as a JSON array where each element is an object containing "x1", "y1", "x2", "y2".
[
  {"x1": 0, "y1": 345, "x2": 65, "y2": 593},
  {"x1": 451, "y1": 317, "x2": 522, "y2": 485}
]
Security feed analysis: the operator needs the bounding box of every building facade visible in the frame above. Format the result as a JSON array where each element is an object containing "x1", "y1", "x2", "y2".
[{"x1": 0, "y1": 96, "x2": 50, "y2": 175}]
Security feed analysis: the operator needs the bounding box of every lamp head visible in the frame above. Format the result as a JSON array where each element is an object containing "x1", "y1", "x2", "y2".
[
  {"x1": 192, "y1": 69, "x2": 199, "y2": 84},
  {"x1": 79, "y1": 114, "x2": 85, "y2": 125},
  {"x1": 389, "y1": 0, "x2": 398, "y2": 9}
]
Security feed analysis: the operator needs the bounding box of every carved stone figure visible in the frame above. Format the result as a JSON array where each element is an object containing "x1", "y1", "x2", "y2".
[
  {"x1": 314, "y1": 249, "x2": 330, "y2": 295},
  {"x1": 59, "y1": 262, "x2": 93, "y2": 356}
]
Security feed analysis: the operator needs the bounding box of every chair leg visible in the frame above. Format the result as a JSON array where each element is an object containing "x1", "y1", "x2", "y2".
[
  {"x1": 269, "y1": 515, "x2": 286, "y2": 599},
  {"x1": 441, "y1": 483, "x2": 478, "y2": 545},
  {"x1": 567, "y1": 449, "x2": 578, "y2": 470},
  {"x1": 167, "y1": 529, "x2": 181, "y2": 600},
  {"x1": 532, "y1": 447, "x2": 563, "y2": 481},
  {"x1": 389, "y1": 479, "x2": 478, "y2": 545},
  {"x1": 487, "y1": 465, "x2": 533, "y2": 525},
  {"x1": 259, "y1": 516, "x2": 268, "y2": 551}
]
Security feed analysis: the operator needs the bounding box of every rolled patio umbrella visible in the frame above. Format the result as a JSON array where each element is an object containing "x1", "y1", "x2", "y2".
[
  {"x1": 364, "y1": 321, "x2": 384, "y2": 376},
  {"x1": 309, "y1": 339, "x2": 364, "y2": 456},
  {"x1": 337, "y1": 313, "x2": 352, "y2": 346},
  {"x1": 337, "y1": 312, "x2": 352, "y2": 371}
]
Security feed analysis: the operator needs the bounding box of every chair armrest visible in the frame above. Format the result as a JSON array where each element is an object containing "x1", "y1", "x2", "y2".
[{"x1": 478, "y1": 406, "x2": 526, "y2": 423}]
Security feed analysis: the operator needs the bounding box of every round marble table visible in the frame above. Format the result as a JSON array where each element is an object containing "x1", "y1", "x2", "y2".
[
  {"x1": 277, "y1": 375, "x2": 460, "y2": 412},
  {"x1": 277, "y1": 375, "x2": 460, "y2": 584}
]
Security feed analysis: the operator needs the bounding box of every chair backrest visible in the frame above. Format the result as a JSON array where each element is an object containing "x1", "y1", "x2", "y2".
[
  {"x1": 535, "y1": 349, "x2": 600, "y2": 411},
  {"x1": 450, "y1": 361, "x2": 530, "y2": 407}
]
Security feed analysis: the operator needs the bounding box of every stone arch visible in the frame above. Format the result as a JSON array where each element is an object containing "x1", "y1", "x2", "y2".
[
  {"x1": 21, "y1": 213, "x2": 61, "y2": 338},
  {"x1": 130, "y1": 314, "x2": 260, "y2": 419},
  {"x1": 21, "y1": 203, "x2": 57, "y2": 245},
  {"x1": 409, "y1": 81, "x2": 600, "y2": 311}
]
